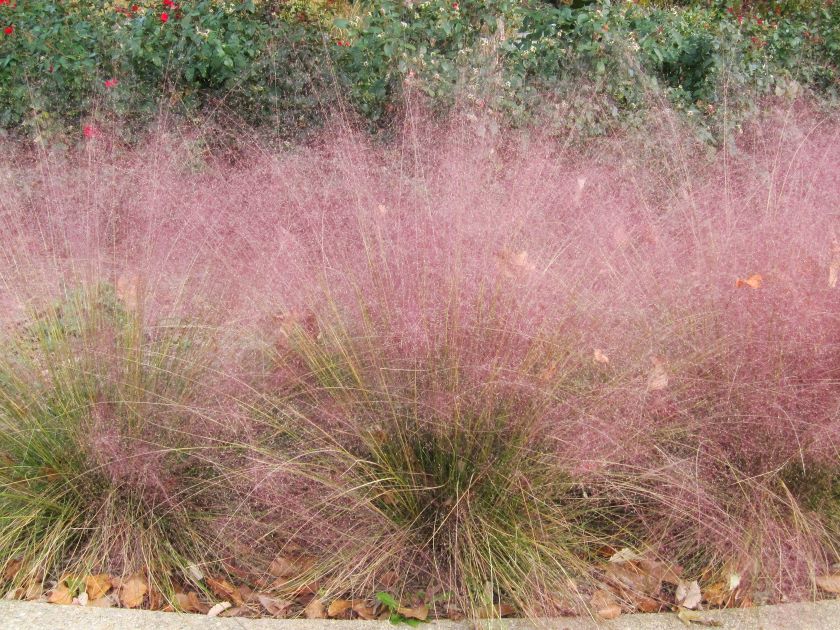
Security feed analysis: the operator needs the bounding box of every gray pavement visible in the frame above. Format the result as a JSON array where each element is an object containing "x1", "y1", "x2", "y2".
[{"x1": 0, "y1": 599, "x2": 838, "y2": 630}]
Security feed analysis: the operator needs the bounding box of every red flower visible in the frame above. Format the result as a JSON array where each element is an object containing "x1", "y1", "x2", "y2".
[
  {"x1": 3, "y1": 25, "x2": 12, "y2": 35},
  {"x1": 163, "y1": 0, "x2": 173, "y2": 6},
  {"x1": 160, "y1": 11, "x2": 168, "y2": 22},
  {"x1": 132, "y1": 4, "x2": 139, "y2": 11},
  {"x1": 104, "y1": 78, "x2": 118, "y2": 89},
  {"x1": 83, "y1": 125, "x2": 97, "y2": 139},
  {"x1": 452, "y1": 2, "x2": 459, "y2": 9}
]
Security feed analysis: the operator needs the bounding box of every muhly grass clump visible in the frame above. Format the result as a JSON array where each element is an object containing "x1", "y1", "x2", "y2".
[
  {"x1": 0, "y1": 103, "x2": 838, "y2": 616},
  {"x1": 0, "y1": 281, "x2": 233, "y2": 601}
]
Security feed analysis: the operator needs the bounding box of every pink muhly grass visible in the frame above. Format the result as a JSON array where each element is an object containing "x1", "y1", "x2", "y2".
[{"x1": 0, "y1": 104, "x2": 837, "y2": 614}]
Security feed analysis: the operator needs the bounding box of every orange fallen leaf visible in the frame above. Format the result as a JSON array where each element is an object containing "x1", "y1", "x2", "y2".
[
  {"x1": 635, "y1": 595, "x2": 661, "y2": 613},
  {"x1": 206, "y1": 576, "x2": 244, "y2": 606},
  {"x1": 2, "y1": 559, "x2": 22, "y2": 582},
  {"x1": 397, "y1": 604, "x2": 429, "y2": 621},
  {"x1": 597, "y1": 604, "x2": 622, "y2": 620},
  {"x1": 816, "y1": 574, "x2": 840, "y2": 594},
  {"x1": 304, "y1": 597, "x2": 326, "y2": 619},
  {"x1": 119, "y1": 572, "x2": 148, "y2": 609},
  {"x1": 735, "y1": 274, "x2": 762, "y2": 289},
  {"x1": 175, "y1": 590, "x2": 208, "y2": 613},
  {"x1": 48, "y1": 582, "x2": 73, "y2": 605},
  {"x1": 352, "y1": 601, "x2": 377, "y2": 620},
  {"x1": 476, "y1": 603, "x2": 516, "y2": 618},
  {"x1": 85, "y1": 574, "x2": 112, "y2": 601},
  {"x1": 88, "y1": 594, "x2": 115, "y2": 608},
  {"x1": 328, "y1": 599, "x2": 354, "y2": 618}
]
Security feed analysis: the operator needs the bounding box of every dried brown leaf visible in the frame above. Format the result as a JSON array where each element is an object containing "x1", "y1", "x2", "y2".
[
  {"x1": 677, "y1": 607, "x2": 723, "y2": 626},
  {"x1": 48, "y1": 582, "x2": 73, "y2": 605},
  {"x1": 176, "y1": 590, "x2": 209, "y2": 614},
  {"x1": 304, "y1": 597, "x2": 326, "y2": 619},
  {"x1": 119, "y1": 573, "x2": 148, "y2": 609},
  {"x1": 352, "y1": 601, "x2": 377, "y2": 620},
  {"x1": 816, "y1": 574, "x2": 840, "y2": 594},
  {"x1": 207, "y1": 601, "x2": 232, "y2": 617},
  {"x1": 2, "y1": 559, "x2": 22, "y2": 582},
  {"x1": 397, "y1": 604, "x2": 429, "y2": 621},
  {"x1": 597, "y1": 604, "x2": 622, "y2": 620},
  {"x1": 328, "y1": 599, "x2": 354, "y2": 618},
  {"x1": 206, "y1": 577, "x2": 244, "y2": 606},
  {"x1": 88, "y1": 594, "x2": 115, "y2": 608},
  {"x1": 735, "y1": 273, "x2": 762, "y2": 289},
  {"x1": 257, "y1": 593, "x2": 293, "y2": 617},
  {"x1": 85, "y1": 574, "x2": 112, "y2": 601},
  {"x1": 676, "y1": 580, "x2": 702, "y2": 610}
]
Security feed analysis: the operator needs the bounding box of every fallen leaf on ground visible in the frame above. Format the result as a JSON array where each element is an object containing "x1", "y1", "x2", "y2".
[
  {"x1": 605, "y1": 559, "x2": 662, "y2": 597},
  {"x1": 677, "y1": 607, "x2": 722, "y2": 626},
  {"x1": 48, "y1": 582, "x2": 73, "y2": 605},
  {"x1": 702, "y1": 582, "x2": 730, "y2": 607},
  {"x1": 676, "y1": 580, "x2": 702, "y2": 609},
  {"x1": 88, "y1": 594, "x2": 115, "y2": 608},
  {"x1": 816, "y1": 574, "x2": 840, "y2": 594},
  {"x1": 220, "y1": 606, "x2": 245, "y2": 617},
  {"x1": 593, "y1": 349, "x2": 610, "y2": 365},
  {"x1": 21, "y1": 582, "x2": 44, "y2": 601},
  {"x1": 598, "y1": 604, "x2": 622, "y2": 620},
  {"x1": 735, "y1": 273, "x2": 762, "y2": 289},
  {"x1": 304, "y1": 597, "x2": 326, "y2": 619},
  {"x1": 119, "y1": 572, "x2": 148, "y2": 609},
  {"x1": 397, "y1": 604, "x2": 429, "y2": 621},
  {"x1": 175, "y1": 590, "x2": 208, "y2": 613},
  {"x1": 476, "y1": 603, "x2": 516, "y2": 618},
  {"x1": 257, "y1": 593, "x2": 293, "y2": 617},
  {"x1": 328, "y1": 599, "x2": 354, "y2": 618},
  {"x1": 352, "y1": 601, "x2": 377, "y2": 619},
  {"x1": 635, "y1": 595, "x2": 662, "y2": 613},
  {"x1": 206, "y1": 577, "x2": 244, "y2": 606},
  {"x1": 85, "y1": 574, "x2": 112, "y2": 601},
  {"x1": 207, "y1": 601, "x2": 232, "y2": 617},
  {"x1": 2, "y1": 559, "x2": 22, "y2": 581},
  {"x1": 591, "y1": 589, "x2": 621, "y2": 620}
]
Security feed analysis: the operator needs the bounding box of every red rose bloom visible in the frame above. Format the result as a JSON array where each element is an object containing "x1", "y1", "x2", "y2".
[
  {"x1": 3, "y1": 25, "x2": 12, "y2": 35},
  {"x1": 160, "y1": 11, "x2": 168, "y2": 22},
  {"x1": 104, "y1": 78, "x2": 118, "y2": 89}
]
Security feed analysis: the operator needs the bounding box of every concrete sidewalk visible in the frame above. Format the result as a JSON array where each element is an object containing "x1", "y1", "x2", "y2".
[{"x1": 0, "y1": 599, "x2": 838, "y2": 630}]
